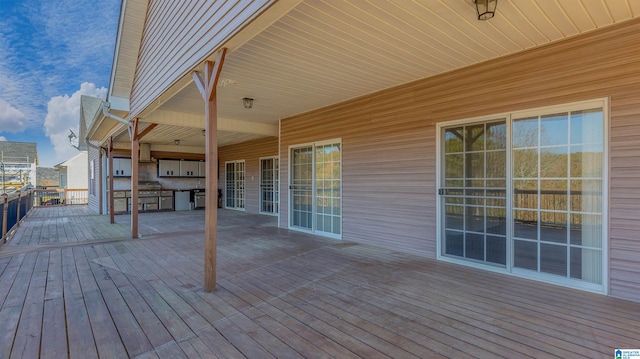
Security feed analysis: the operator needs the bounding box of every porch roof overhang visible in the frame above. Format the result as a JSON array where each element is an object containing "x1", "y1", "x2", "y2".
[
  {"x1": 92, "y1": 0, "x2": 640, "y2": 152},
  {"x1": 85, "y1": 101, "x2": 129, "y2": 146}
]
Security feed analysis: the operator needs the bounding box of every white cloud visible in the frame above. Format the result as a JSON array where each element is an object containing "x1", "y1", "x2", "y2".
[
  {"x1": 0, "y1": 0, "x2": 118, "y2": 132},
  {"x1": 44, "y1": 82, "x2": 107, "y2": 163},
  {"x1": 0, "y1": 136, "x2": 7, "y2": 141},
  {"x1": 0, "y1": 98, "x2": 26, "y2": 132}
]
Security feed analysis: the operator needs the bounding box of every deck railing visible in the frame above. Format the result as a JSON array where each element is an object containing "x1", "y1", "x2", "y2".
[
  {"x1": 33, "y1": 189, "x2": 89, "y2": 207},
  {"x1": 1, "y1": 190, "x2": 34, "y2": 242}
]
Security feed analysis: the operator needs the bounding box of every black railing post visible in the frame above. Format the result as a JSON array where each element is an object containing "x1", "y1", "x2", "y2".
[
  {"x1": 1, "y1": 194, "x2": 7, "y2": 240},
  {"x1": 16, "y1": 192, "x2": 21, "y2": 226}
]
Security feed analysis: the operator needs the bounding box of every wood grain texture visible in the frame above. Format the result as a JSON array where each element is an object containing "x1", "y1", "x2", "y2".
[
  {"x1": 279, "y1": 18, "x2": 640, "y2": 301},
  {"x1": 218, "y1": 136, "x2": 278, "y2": 215},
  {"x1": 0, "y1": 207, "x2": 639, "y2": 357}
]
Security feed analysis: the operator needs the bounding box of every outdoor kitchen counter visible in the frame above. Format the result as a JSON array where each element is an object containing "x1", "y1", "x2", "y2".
[{"x1": 109, "y1": 189, "x2": 174, "y2": 213}]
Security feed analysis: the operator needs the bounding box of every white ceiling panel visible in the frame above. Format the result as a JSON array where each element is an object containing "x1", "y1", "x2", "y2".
[{"x1": 143, "y1": 0, "x2": 639, "y2": 148}]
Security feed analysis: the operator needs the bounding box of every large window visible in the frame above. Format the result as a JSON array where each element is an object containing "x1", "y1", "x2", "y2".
[
  {"x1": 225, "y1": 160, "x2": 245, "y2": 210},
  {"x1": 439, "y1": 99, "x2": 606, "y2": 292}
]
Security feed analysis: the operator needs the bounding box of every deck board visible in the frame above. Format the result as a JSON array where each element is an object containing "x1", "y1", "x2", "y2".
[
  {"x1": 10, "y1": 251, "x2": 48, "y2": 358},
  {"x1": 0, "y1": 206, "x2": 639, "y2": 358}
]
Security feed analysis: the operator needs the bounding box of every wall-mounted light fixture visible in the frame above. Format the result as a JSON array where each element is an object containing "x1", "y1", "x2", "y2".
[
  {"x1": 174, "y1": 139, "x2": 180, "y2": 145},
  {"x1": 475, "y1": 0, "x2": 497, "y2": 20},
  {"x1": 201, "y1": 129, "x2": 206, "y2": 136},
  {"x1": 242, "y1": 97, "x2": 254, "y2": 109}
]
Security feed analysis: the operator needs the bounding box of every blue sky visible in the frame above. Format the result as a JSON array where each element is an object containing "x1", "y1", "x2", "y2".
[{"x1": 0, "y1": 0, "x2": 120, "y2": 166}]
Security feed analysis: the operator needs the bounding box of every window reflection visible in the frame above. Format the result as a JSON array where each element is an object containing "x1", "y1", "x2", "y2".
[{"x1": 511, "y1": 108, "x2": 603, "y2": 285}]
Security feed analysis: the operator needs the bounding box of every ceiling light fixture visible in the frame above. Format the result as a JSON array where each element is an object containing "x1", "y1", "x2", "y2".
[
  {"x1": 242, "y1": 97, "x2": 254, "y2": 109},
  {"x1": 174, "y1": 139, "x2": 180, "y2": 145},
  {"x1": 475, "y1": 0, "x2": 497, "y2": 20}
]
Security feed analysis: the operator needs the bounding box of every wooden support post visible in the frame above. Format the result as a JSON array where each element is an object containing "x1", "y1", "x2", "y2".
[
  {"x1": 131, "y1": 118, "x2": 139, "y2": 239},
  {"x1": 193, "y1": 48, "x2": 227, "y2": 292},
  {"x1": 108, "y1": 137, "x2": 115, "y2": 224}
]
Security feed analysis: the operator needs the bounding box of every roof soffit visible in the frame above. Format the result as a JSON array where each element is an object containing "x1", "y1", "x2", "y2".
[{"x1": 108, "y1": 0, "x2": 148, "y2": 102}]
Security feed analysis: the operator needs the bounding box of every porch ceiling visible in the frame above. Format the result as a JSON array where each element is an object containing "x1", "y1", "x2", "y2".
[{"x1": 126, "y1": 0, "x2": 640, "y2": 149}]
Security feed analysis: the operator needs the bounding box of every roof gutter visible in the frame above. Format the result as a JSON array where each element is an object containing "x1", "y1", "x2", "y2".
[
  {"x1": 102, "y1": 102, "x2": 130, "y2": 126},
  {"x1": 103, "y1": 101, "x2": 133, "y2": 141}
]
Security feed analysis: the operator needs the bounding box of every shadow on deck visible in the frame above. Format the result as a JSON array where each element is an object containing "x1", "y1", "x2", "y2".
[{"x1": 0, "y1": 206, "x2": 638, "y2": 358}]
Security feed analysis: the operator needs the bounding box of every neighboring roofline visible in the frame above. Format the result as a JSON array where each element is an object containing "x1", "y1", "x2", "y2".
[
  {"x1": 0, "y1": 141, "x2": 38, "y2": 165},
  {"x1": 85, "y1": 101, "x2": 130, "y2": 145},
  {"x1": 80, "y1": 95, "x2": 104, "y2": 150},
  {"x1": 54, "y1": 150, "x2": 87, "y2": 169}
]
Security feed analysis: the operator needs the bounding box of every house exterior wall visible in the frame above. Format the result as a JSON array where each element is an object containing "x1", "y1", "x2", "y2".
[
  {"x1": 87, "y1": 143, "x2": 101, "y2": 213},
  {"x1": 279, "y1": 19, "x2": 640, "y2": 301},
  {"x1": 64, "y1": 152, "x2": 89, "y2": 189},
  {"x1": 219, "y1": 136, "x2": 278, "y2": 215},
  {"x1": 129, "y1": 0, "x2": 274, "y2": 118}
]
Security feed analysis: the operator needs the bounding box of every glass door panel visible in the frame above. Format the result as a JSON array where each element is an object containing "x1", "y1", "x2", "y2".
[
  {"x1": 260, "y1": 157, "x2": 279, "y2": 214},
  {"x1": 290, "y1": 142, "x2": 341, "y2": 236},
  {"x1": 442, "y1": 120, "x2": 507, "y2": 266},
  {"x1": 290, "y1": 146, "x2": 313, "y2": 230},
  {"x1": 225, "y1": 162, "x2": 235, "y2": 208},
  {"x1": 225, "y1": 161, "x2": 245, "y2": 210},
  {"x1": 512, "y1": 108, "x2": 603, "y2": 285},
  {"x1": 315, "y1": 143, "x2": 341, "y2": 236}
]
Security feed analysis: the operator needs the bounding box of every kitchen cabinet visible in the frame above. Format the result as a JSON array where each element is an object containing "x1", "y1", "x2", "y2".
[
  {"x1": 158, "y1": 159, "x2": 205, "y2": 177},
  {"x1": 112, "y1": 158, "x2": 132, "y2": 177},
  {"x1": 114, "y1": 198, "x2": 128, "y2": 212},
  {"x1": 198, "y1": 161, "x2": 207, "y2": 177},
  {"x1": 158, "y1": 159, "x2": 180, "y2": 177},
  {"x1": 110, "y1": 189, "x2": 173, "y2": 214},
  {"x1": 180, "y1": 160, "x2": 199, "y2": 177},
  {"x1": 160, "y1": 196, "x2": 173, "y2": 210}
]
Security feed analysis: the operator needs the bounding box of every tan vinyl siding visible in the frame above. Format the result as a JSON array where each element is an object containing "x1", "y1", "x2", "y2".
[
  {"x1": 279, "y1": 18, "x2": 640, "y2": 301},
  {"x1": 130, "y1": 0, "x2": 274, "y2": 118},
  {"x1": 218, "y1": 137, "x2": 278, "y2": 215}
]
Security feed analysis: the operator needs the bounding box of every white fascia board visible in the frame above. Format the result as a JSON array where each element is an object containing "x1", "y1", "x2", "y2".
[
  {"x1": 108, "y1": 0, "x2": 128, "y2": 100},
  {"x1": 108, "y1": 96, "x2": 130, "y2": 112}
]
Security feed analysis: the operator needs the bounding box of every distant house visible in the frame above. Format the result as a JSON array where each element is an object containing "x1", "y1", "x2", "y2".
[
  {"x1": 0, "y1": 141, "x2": 37, "y2": 193},
  {"x1": 55, "y1": 151, "x2": 88, "y2": 190}
]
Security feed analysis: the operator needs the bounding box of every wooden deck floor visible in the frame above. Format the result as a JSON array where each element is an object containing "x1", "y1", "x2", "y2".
[{"x1": 0, "y1": 206, "x2": 638, "y2": 358}]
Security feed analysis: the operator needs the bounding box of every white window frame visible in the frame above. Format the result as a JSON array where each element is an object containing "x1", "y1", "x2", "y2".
[
  {"x1": 259, "y1": 156, "x2": 279, "y2": 216},
  {"x1": 436, "y1": 98, "x2": 609, "y2": 294},
  {"x1": 288, "y1": 138, "x2": 342, "y2": 239},
  {"x1": 224, "y1": 160, "x2": 246, "y2": 211}
]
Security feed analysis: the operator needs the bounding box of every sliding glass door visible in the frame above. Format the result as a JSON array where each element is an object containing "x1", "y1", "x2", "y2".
[
  {"x1": 439, "y1": 101, "x2": 605, "y2": 290},
  {"x1": 260, "y1": 157, "x2": 279, "y2": 215},
  {"x1": 441, "y1": 120, "x2": 508, "y2": 266},
  {"x1": 511, "y1": 108, "x2": 604, "y2": 285},
  {"x1": 225, "y1": 160, "x2": 245, "y2": 210},
  {"x1": 290, "y1": 141, "x2": 341, "y2": 238}
]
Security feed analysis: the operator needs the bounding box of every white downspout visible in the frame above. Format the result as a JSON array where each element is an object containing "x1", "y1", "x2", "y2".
[{"x1": 102, "y1": 102, "x2": 129, "y2": 125}]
